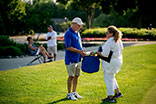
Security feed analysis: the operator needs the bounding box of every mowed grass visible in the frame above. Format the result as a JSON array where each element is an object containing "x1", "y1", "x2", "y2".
[{"x1": 0, "y1": 44, "x2": 156, "y2": 104}]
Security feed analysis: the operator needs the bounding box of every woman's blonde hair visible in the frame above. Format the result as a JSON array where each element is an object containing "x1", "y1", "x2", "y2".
[{"x1": 107, "y1": 26, "x2": 122, "y2": 43}]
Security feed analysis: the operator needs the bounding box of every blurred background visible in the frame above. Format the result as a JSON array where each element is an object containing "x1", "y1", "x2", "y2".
[
  {"x1": 0, "y1": 0, "x2": 156, "y2": 59},
  {"x1": 0, "y1": 0, "x2": 155, "y2": 35}
]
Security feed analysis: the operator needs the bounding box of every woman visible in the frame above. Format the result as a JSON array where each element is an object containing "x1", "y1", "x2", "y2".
[
  {"x1": 96, "y1": 26, "x2": 123, "y2": 102},
  {"x1": 27, "y1": 37, "x2": 52, "y2": 63}
]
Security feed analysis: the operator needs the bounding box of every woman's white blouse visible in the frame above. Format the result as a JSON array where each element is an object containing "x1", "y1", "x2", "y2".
[{"x1": 101, "y1": 37, "x2": 124, "y2": 73}]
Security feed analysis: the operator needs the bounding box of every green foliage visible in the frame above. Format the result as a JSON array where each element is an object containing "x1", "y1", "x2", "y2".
[
  {"x1": 23, "y1": 1, "x2": 56, "y2": 33},
  {"x1": 0, "y1": 35, "x2": 16, "y2": 46},
  {"x1": 0, "y1": 44, "x2": 156, "y2": 104},
  {"x1": 93, "y1": 9, "x2": 130, "y2": 27},
  {"x1": 119, "y1": 28, "x2": 156, "y2": 40},
  {"x1": 59, "y1": 21, "x2": 72, "y2": 32},
  {"x1": 16, "y1": 43, "x2": 28, "y2": 54},
  {"x1": 0, "y1": 0, "x2": 26, "y2": 35},
  {"x1": 0, "y1": 35, "x2": 28, "y2": 56},
  {"x1": 82, "y1": 28, "x2": 156, "y2": 40},
  {"x1": 57, "y1": 42, "x2": 65, "y2": 50},
  {"x1": 0, "y1": 46, "x2": 22, "y2": 56},
  {"x1": 70, "y1": 0, "x2": 102, "y2": 28},
  {"x1": 113, "y1": 0, "x2": 156, "y2": 28},
  {"x1": 82, "y1": 28, "x2": 107, "y2": 38},
  {"x1": 57, "y1": 0, "x2": 109, "y2": 28}
]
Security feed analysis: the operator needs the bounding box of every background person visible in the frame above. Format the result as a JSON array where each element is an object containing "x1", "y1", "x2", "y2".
[
  {"x1": 27, "y1": 37, "x2": 52, "y2": 63},
  {"x1": 46, "y1": 25, "x2": 57, "y2": 61},
  {"x1": 96, "y1": 26, "x2": 123, "y2": 102},
  {"x1": 64, "y1": 17, "x2": 86, "y2": 101}
]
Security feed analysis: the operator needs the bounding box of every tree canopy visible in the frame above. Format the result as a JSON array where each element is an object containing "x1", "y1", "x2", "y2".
[
  {"x1": 0, "y1": 0, "x2": 26, "y2": 35},
  {"x1": 113, "y1": 0, "x2": 156, "y2": 28},
  {"x1": 0, "y1": 0, "x2": 155, "y2": 36}
]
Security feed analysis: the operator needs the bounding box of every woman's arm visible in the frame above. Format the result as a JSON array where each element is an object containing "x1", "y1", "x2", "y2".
[
  {"x1": 96, "y1": 51, "x2": 113, "y2": 63},
  {"x1": 96, "y1": 52, "x2": 106, "y2": 58}
]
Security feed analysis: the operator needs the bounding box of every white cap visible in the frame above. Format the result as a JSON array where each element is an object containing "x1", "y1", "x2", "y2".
[{"x1": 72, "y1": 17, "x2": 84, "y2": 25}]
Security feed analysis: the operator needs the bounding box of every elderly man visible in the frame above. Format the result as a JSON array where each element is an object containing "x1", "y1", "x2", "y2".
[{"x1": 64, "y1": 17, "x2": 86, "y2": 101}]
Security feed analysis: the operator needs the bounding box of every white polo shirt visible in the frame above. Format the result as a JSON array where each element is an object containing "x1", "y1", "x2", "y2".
[
  {"x1": 101, "y1": 37, "x2": 124, "y2": 73},
  {"x1": 46, "y1": 31, "x2": 57, "y2": 47}
]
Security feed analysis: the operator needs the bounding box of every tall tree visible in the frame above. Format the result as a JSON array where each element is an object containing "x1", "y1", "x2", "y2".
[
  {"x1": 57, "y1": 0, "x2": 110, "y2": 28},
  {"x1": 113, "y1": 0, "x2": 156, "y2": 28},
  {"x1": 57, "y1": 0, "x2": 114, "y2": 28},
  {"x1": 72, "y1": 0, "x2": 101, "y2": 28},
  {"x1": 23, "y1": 0, "x2": 57, "y2": 33},
  {"x1": 0, "y1": 0, "x2": 26, "y2": 35}
]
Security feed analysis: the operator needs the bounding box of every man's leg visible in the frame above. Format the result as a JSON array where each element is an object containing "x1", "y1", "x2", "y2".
[
  {"x1": 72, "y1": 62, "x2": 83, "y2": 98},
  {"x1": 66, "y1": 64, "x2": 77, "y2": 100},
  {"x1": 68, "y1": 76, "x2": 73, "y2": 93},
  {"x1": 73, "y1": 63, "x2": 81, "y2": 92},
  {"x1": 73, "y1": 76, "x2": 79, "y2": 92},
  {"x1": 53, "y1": 46, "x2": 57, "y2": 61},
  {"x1": 54, "y1": 53, "x2": 56, "y2": 61}
]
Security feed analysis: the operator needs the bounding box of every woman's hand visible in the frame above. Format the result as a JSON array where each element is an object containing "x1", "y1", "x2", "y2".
[
  {"x1": 96, "y1": 52, "x2": 101, "y2": 56},
  {"x1": 90, "y1": 52, "x2": 94, "y2": 56}
]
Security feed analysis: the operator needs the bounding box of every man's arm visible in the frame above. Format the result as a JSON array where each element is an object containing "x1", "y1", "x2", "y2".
[
  {"x1": 47, "y1": 37, "x2": 51, "y2": 40},
  {"x1": 46, "y1": 33, "x2": 51, "y2": 40},
  {"x1": 66, "y1": 47, "x2": 86, "y2": 56}
]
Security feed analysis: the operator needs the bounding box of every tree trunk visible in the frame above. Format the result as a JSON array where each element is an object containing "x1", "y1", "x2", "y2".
[
  {"x1": 85, "y1": 7, "x2": 96, "y2": 28},
  {"x1": 137, "y1": 15, "x2": 143, "y2": 29}
]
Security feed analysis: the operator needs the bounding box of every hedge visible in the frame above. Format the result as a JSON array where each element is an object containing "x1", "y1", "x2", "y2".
[
  {"x1": 82, "y1": 28, "x2": 156, "y2": 40},
  {"x1": 0, "y1": 46, "x2": 22, "y2": 56}
]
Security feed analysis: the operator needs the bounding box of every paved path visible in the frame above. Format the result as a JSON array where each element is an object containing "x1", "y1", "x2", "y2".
[{"x1": 0, "y1": 41, "x2": 156, "y2": 71}]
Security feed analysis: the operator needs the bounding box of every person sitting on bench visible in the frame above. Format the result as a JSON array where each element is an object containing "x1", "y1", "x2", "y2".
[{"x1": 27, "y1": 37, "x2": 52, "y2": 63}]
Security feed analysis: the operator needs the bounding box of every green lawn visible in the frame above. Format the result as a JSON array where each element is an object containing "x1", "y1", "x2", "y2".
[{"x1": 0, "y1": 44, "x2": 156, "y2": 104}]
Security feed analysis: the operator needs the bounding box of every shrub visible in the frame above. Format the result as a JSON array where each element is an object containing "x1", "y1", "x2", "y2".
[
  {"x1": 16, "y1": 44, "x2": 28, "y2": 55},
  {"x1": 82, "y1": 28, "x2": 107, "y2": 38},
  {"x1": 0, "y1": 46, "x2": 22, "y2": 56},
  {"x1": 57, "y1": 42, "x2": 64, "y2": 50},
  {"x1": 0, "y1": 47, "x2": 5, "y2": 56},
  {"x1": 82, "y1": 28, "x2": 156, "y2": 40},
  {"x1": 0, "y1": 35, "x2": 28, "y2": 56},
  {"x1": 0, "y1": 35, "x2": 16, "y2": 46}
]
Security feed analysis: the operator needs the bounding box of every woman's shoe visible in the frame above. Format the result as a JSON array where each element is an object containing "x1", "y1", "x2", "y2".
[
  {"x1": 113, "y1": 92, "x2": 123, "y2": 99},
  {"x1": 102, "y1": 97, "x2": 116, "y2": 103}
]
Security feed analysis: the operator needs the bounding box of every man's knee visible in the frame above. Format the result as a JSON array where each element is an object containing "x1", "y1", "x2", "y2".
[
  {"x1": 68, "y1": 76, "x2": 74, "y2": 79},
  {"x1": 74, "y1": 76, "x2": 79, "y2": 79}
]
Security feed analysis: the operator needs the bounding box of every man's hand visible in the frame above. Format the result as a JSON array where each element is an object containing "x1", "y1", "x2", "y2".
[
  {"x1": 79, "y1": 50, "x2": 86, "y2": 56},
  {"x1": 47, "y1": 37, "x2": 51, "y2": 40},
  {"x1": 66, "y1": 47, "x2": 86, "y2": 56}
]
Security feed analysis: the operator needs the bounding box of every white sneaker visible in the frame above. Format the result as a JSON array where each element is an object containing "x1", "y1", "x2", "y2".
[
  {"x1": 66, "y1": 93, "x2": 77, "y2": 101},
  {"x1": 72, "y1": 92, "x2": 83, "y2": 98}
]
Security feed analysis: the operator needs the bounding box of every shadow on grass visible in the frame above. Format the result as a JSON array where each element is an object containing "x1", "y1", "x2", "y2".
[
  {"x1": 48, "y1": 98, "x2": 68, "y2": 104},
  {"x1": 101, "y1": 100, "x2": 117, "y2": 104}
]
